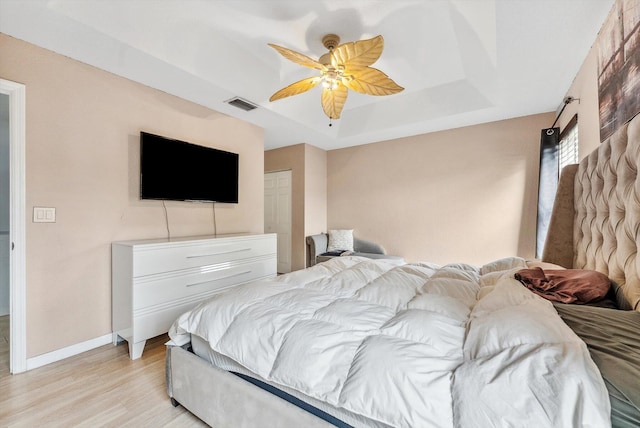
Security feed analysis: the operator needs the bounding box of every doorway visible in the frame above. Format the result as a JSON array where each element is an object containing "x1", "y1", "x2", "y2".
[
  {"x1": 0, "y1": 78, "x2": 26, "y2": 374},
  {"x1": 264, "y1": 170, "x2": 292, "y2": 274}
]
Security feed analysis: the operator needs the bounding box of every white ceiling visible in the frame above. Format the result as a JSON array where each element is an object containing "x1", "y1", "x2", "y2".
[{"x1": 0, "y1": 0, "x2": 613, "y2": 150}]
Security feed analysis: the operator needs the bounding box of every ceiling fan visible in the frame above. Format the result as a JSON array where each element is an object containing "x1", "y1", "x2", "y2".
[{"x1": 268, "y1": 34, "x2": 404, "y2": 121}]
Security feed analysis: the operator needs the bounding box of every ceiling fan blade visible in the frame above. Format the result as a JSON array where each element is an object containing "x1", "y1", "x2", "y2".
[
  {"x1": 269, "y1": 76, "x2": 322, "y2": 101},
  {"x1": 268, "y1": 43, "x2": 325, "y2": 70},
  {"x1": 343, "y1": 67, "x2": 404, "y2": 96},
  {"x1": 321, "y1": 85, "x2": 348, "y2": 119},
  {"x1": 332, "y1": 35, "x2": 384, "y2": 70}
]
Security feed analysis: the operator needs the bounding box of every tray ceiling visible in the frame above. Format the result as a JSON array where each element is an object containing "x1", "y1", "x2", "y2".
[{"x1": 0, "y1": 0, "x2": 614, "y2": 150}]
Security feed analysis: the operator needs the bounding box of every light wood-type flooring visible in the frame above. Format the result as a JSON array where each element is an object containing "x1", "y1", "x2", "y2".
[
  {"x1": 0, "y1": 315, "x2": 9, "y2": 375},
  {"x1": 0, "y1": 323, "x2": 207, "y2": 427}
]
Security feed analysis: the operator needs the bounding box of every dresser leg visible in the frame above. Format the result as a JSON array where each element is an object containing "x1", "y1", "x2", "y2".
[
  {"x1": 128, "y1": 340, "x2": 146, "y2": 359},
  {"x1": 112, "y1": 332, "x2": 124, "y2": 346}
]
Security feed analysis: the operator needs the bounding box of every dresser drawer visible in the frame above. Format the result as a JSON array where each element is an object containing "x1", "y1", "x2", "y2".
[
  {"x1": 132, "y1": 258, "x2": 276, "y2": 310},
  {"x1": 132, "y1": 236, "x2": 276, "y2": 277}
]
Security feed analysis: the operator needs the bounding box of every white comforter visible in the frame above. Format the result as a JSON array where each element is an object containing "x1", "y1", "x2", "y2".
[{"x1": 169, "y1": 256, "x2": 610, "y2": 428}]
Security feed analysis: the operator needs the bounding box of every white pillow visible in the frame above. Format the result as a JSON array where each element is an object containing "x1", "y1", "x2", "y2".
[
  {"x1": 480, "y1": 257, "x2": 527, "y2": 275},
  {"x1": 327, "y1": 229, "x2": 354, "y2": 252}
]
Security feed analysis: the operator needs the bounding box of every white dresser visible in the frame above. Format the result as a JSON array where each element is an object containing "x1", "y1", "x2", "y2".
[{"x1": 112, "y1": 233, "x2": 277, "y2": 359}]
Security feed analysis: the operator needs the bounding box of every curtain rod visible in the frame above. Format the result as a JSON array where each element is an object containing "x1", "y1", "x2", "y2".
[{"x1": 551, "y1": 96, "x2": 579, "y2": 129}]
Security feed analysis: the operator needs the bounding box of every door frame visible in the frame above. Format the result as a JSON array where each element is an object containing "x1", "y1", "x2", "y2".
[{"x1": 1, "y1": 78, "x2": 27, "y2": 374}]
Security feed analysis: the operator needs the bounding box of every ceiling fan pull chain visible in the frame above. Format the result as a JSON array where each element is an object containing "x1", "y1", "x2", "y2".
[{"x1": 329, "y1": 117, "x2": 333, "y2": 127}]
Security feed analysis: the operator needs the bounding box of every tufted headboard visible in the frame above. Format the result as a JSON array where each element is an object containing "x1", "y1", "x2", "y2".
[{"x1": 543, "y1": 113, "x2": 640, "y2": 311}]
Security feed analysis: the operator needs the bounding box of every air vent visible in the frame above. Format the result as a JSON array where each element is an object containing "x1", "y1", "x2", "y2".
[{"x1": 225, "y1": 97, "x2": 258, "y2": 111}]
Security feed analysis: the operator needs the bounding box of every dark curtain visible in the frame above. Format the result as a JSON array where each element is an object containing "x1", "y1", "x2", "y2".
[{"x1": 536, "y1": 127, "x2": 559, "y2": 259}]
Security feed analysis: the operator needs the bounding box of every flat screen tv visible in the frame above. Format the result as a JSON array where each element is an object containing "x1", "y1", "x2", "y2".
[{"x1": 140, "y1": 132, "x2": 239, "y2": 203}]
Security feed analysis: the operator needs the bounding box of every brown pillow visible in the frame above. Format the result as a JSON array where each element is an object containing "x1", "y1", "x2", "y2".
[{"x1": 514, "y1": 268, "x2": 610, "y2": 304}]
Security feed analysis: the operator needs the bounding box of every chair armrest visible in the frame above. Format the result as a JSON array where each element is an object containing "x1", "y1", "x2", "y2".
[
  {"x1": 354, "y1": 237, "x2": 386, "y2": 255},
  {"x1": 306, "y1": 234, "x2": 328, "y2": 267}
]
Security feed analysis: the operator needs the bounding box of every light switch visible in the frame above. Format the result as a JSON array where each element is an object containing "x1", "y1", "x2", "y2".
[{"x1": 33, "y1": 207, "x2": 56, "y2": 223}]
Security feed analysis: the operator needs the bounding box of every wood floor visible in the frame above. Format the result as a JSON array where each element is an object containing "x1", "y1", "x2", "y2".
[
  {"x1": 0, "y1": 325, "x2": 207, "y2": 427},
  {"x1": 0, "y1": 315, "x2": 9, "y2": 375}
]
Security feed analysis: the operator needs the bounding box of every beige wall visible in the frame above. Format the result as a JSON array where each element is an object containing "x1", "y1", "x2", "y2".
[
  {"x1": 560, "y1": 0, "x2": 640, "y2": 159},
  {"x1": 0, "y1": 34, "x2": 265, "y2": 358},
  {"x1": 327, "y1": 113, "x2": 553, "y2": 266},
  {"x1": 303, "y1": 144, "x2": 327, "y2": 244},
  {"x1": 265, "y1": 143, "x2": 327, "y2": 270},
  {"x1": 555, "y1": 45, "x2": 602, "y2": 159}
]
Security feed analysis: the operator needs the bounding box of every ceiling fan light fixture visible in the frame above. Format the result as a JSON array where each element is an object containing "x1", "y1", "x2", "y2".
[
  {"x1": 321, "y1": 78, "x2": 339, "y2": 90},
  {"x1": 321, "y1": 68, "x2": 341, "y2": 90},
  {"x1": 268, "y1": 34, "x2": 403, "y2": 120}
]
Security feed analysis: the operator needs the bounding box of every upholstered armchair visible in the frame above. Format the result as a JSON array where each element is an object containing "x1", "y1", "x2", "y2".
[{"x1": 306, "y1": 233, "x2": 403, "y2": 267}]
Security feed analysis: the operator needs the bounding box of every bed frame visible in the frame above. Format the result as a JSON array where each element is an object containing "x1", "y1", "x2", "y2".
[
  {"x1": 544, "y1": 112, "x2": 640, "y2": 310},
  {"x1": 166, "y1": 344, "x2": 333, "y2": 427},
  {"x1": 167, "y1": 112, "x2": 640, "y2": 426}
]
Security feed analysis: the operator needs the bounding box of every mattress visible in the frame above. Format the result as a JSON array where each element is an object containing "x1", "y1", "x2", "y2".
[
  {"x1": 553, "y1": 303, "x2": 640, "y2": 428},
  {"x1": 191, "y1": 334, "x2": 388, "y2": 428}
]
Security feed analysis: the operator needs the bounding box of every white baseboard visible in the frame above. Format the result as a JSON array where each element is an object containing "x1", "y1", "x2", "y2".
[{"x1": 26, "y1": 333, "x2": 113, "y2": 371}]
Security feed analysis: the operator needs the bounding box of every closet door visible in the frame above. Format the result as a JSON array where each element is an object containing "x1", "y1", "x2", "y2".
[{"x1": 264, "y1": 170, "x2": 292, "y2": 273}]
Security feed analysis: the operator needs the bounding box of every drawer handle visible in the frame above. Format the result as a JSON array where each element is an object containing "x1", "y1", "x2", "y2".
[
  {"x1": 186, "y1": 248, "x2": 251, "y2": 259},
  {"x1": 186, "y1": 270, "x2": 252, "y2": 287}
]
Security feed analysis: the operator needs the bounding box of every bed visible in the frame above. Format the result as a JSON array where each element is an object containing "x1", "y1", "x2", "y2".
[{"x1": 166, "y1": 113, "x2": 640, "y2": 427}]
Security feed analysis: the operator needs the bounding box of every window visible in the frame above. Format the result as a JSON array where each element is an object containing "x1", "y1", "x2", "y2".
[
  {"x1": 536, "y1": 115, "x2": 578, "y2": 258},
  {"x1": 558, "y1": 115, "x2": 578, "y2": 175}
]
